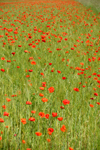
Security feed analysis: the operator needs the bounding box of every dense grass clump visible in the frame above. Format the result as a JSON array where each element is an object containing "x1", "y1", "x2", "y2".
[{"x1": 76, "y1": 0, "x2": 100, "y2": 14}]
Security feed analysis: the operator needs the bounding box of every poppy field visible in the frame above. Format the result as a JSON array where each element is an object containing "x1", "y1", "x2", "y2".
[{"x1": 0, "y1": 0, "x2": 100, "y2": 150}]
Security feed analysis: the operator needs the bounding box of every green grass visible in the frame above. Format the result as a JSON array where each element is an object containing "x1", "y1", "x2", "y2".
[
  {"x1": 75, "y1": 0, "x2": 100, "y2": 14},
  {"x1": 0, "y1": 0, "x2": 100, "y2": 150}
]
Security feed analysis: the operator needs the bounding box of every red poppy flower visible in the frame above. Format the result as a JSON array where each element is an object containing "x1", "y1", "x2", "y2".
[
  {"x1": 26, "y1": 101, "x2": 32, "y2": 105},
  {"x1": 28, "y1": 43, "x2": 32, "y2": 46},
  {"x1": 39, "y1": 93, "x2": 44, "y2": 97},
  {"x1": 6, "y1": 98, "x2": 11, "y2": 102},
  {"x1": 14, "y1": 31, "x2": 18, "y2": 34},
  {"x1": 18, "y1": 45, "x2": 22, "y2": 47},
  {"x1": 0, "y1": 137, "x2": 2, "y2": 141},
  {"x1": 83, "y1": 85, "x2": 86, "y2": 87},
  {"x1": 45, "y1": 114, "x2": 49, "y2": 119},
  {"x1": 65, "y1": 51, "x2": 69, "y2": 54},
  {"x1": 51, "y1": 69, "x2": 54, "y2": 72},
  {"x1": 60, "y1": 106, "x2": 65, "y2": 109},
  {"x1": 48, "y1": 87, "x2": 54, "y2": 93},
  {"x1": 7, "y1": 60, "x2": 11, "y2": 62},
  {"x1": 34, "y1": 28, "x2": 37, "y2": 31},
  {"x1": 88, "y1": 58, "x2": 91, "y2": 62},
  {"x1": 74, "y1": 45, "x2": 77, "y2": 47},
  {"x1": 57, "y1": 70, "x2": 61, "y2": 73},
  {"x1": 97, "y1": 74, "x2": 100, "y2": 77},
  {"x1": 69, "y1": 147, "x2": 74, "y2": 150},
  {"x1": 42, "y1": 98, "x2": 48, "y2": 102},
  {"x1": 22, "y1": 140, "x2": 26, "y2": 144},
  {"x1": 52, "y1": 112, "x2": 57, "y2": 117},
  {"x1": 32, "y1": 45, "x2": 36, "y2": 48},
  {"x1": 56, "y1": 48, "x2": 61, "y2": 51},
  {"x1": 97, "y1": 80, "x2": 100, "y2": 84},
  {"x1": 90, "y1": 98, "x2": 94, "y2": 100},
  {"x1": 57, "y1": 40, "x2": 61, "y2": 43},
  {"x1": 94, "y1": 93, "x2": 98, "y2": 96},
  {"x1": 2, "y1": 105, "x2": 6, "y2": 109},
  {"x1": 38, "y1": 112, "x2": 45, "y2": 118},
  {"x1": 29, "y1": 57, "x2": 34, "y2": 60},
  {"x1": 96, "y1": 102, "x2": 100, "y2": 105},
  {"x1": 40, "y1": 73, "x2": 44, "y2": 76},
  {"x1": 1, "y1": 57, "x2": 5, "y2": 60},
  {"x1": 0, "y1": 118, "x2": 4, "y2": 123},
  {"x1": 63, "y1": 99, "x2": 70, "y2": 105},
  {"x1": 28, "y1": 69, "x2": 33, "y2": 72},
  {"x1": 42, "y1": 82, "x2": 46, "y2": 87},
  {"x1": 3, "y1": 112, "x2": 9, "y2": 117},
  {"x1": 39, "y1": 87, "x2": 44, "y2": 90},
  {"x1": 21, "y1": 118, "x2": 26, "y2": 124},
  {"x1": 26, "y1": 75, "x2": 30, "y2": 78},
  {"x1": 42, "y1": 39, "x2": 46, "y2": 42},
  {"x1": 88, "y1": 76, "x2": 91, "y2": 78},
  {"x1": 3, "y1": 42, "x2": 6, "y2": 45},
  {"x1": 48, "y1": 128, "x2": 54, "y2": 133},
  {"x1": 12, "y1": 52, "x2": 15, "y2": 56},
  {"x1": 29, "y1": 36, "x2": 32, "y2": 38},
  {"x1": 28, "y1": 117, "x2": 35, "y2": 121},
  {"x1": 31, "y1": 61, "x2": 36, "y2": 65},
  {"x1": 1, "y1": 69, "x2": 5, "y2": 72},
  {"x1": 41, "y1": 35, "x2": 46, "y2": 39},
  {"x1": 24, "y1": 50, "x2": 29, "y2": 53},
  {"x1": 90, "y1": 104, "x2": 94, "y2": 107},
  {"x1": 46, "y1": 139, "x2": 51, "y2": 142},
  {"x1": 57, "y1": 117, "x2": 63, "y2": 121},
  {"x1": 60, "y1": 125, "x2": 67, "y2": 132},
  {"x1": 47, "y1": 25, "x2": 50, "y2": 28},
  {"x1": 73, "y1": 88, "x2": 79, "y2": 92},
  {"x1": 31, "y1": 110, "x2": 36, "y2": 114},
  {"x1": 35, "y1": 132, "x2": 42, "y2": 136},
  {"x1": 62, "y1": 77, "x2": 66, "y2": 80}
]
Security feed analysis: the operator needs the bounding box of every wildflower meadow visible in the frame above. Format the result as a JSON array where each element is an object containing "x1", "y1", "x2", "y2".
[{"x1": 0, "y1": 0, "x2": 100, "y2": 150}]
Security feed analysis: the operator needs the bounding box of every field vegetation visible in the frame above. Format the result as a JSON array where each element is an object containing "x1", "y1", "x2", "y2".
[{"x1": 0, "y1": 0, "x2": 100, "y2": 150}]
